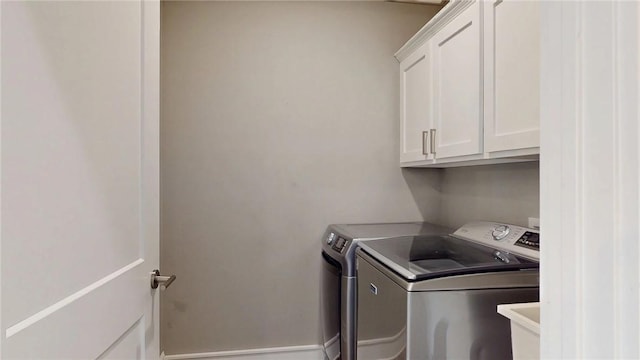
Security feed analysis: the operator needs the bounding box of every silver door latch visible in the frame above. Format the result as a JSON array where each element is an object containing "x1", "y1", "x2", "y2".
[
  {"x1": 369, "y1": 283, "x2": 378, "y2": 295},
  {"x1": 150, "y1": 269, "x2": 176, "y2": 290}
]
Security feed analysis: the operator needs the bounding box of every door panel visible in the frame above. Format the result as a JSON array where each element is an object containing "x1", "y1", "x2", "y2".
[
  {"x1": 1, "y1": 1, "x2": 159, "y2": 358},
  {"x1": 2, "y1": 1, "x2": 142, "y2": 325},
  {"x1": 4, "y1": 261, "x2": 147, "y2": 359},
  {"x1": 400, "y1": 42, "x2": 432, "y2": 163},
  {"x1": 433, "y1": 1, "x2": 482, "y2": 159},
  {"x1": 98, "y1": 319, "x2": 146, "y2": 360},
  {"x1": 484, "y1": 0, "x2": 540, "y2": 152}
]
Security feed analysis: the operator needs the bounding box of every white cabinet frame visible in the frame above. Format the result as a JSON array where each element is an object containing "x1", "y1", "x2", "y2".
[{"x1": 396, "y1": 0, "x2": 540, "y2": 168}]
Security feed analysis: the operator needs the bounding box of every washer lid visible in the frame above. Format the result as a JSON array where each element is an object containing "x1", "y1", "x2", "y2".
[{"x1": 358, "y1": 234, "x2": 538, "y2": 281}]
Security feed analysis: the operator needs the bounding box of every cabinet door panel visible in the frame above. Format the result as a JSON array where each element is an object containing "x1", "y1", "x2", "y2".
[
  {"x1": 400, "y1": 42, "x2": 432, "y2": 163},
  {"x1": 484, "y1": 0, "x2": 540, "y2": 152},
  {"x1": 433, "y1": 1, "x2": 482, "y2": 159}
]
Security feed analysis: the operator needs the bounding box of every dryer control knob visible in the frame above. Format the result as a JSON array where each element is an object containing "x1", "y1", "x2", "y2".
[{"x1": 492, "y1": 225, "x2": 510, "y2": 240}]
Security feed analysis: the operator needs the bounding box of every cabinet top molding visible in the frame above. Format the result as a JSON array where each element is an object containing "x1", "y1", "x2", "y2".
[{"x1": 394, "y1": 0, "x2": 476, "y2": 62}]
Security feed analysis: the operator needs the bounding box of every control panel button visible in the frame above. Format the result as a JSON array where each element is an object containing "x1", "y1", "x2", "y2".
[
  {"x1": 326, "y1": 232, "x2": 336, "y2": 245},
  {"x1": 332, "y1": 237, "x2": 348, "y2": 253},
  {"x1": 515, "y1": 231, "x2": 540, "y2": 250},
  {"x1": 492, "y1": 225, "x2": 510, "y2": 240}
]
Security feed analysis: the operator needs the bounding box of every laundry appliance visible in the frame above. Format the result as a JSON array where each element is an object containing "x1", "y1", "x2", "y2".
[
  {"x1": 320, "y1": 222, "x2": 452, "y2": 360},
  {"x1": 356, "y1": 221, "x2": 540, "y2": 359}
]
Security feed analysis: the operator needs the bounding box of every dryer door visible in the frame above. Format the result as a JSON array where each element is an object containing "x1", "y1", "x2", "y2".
[{"x1": 321, "y1": 252, "x2": 341, "y2": 360}]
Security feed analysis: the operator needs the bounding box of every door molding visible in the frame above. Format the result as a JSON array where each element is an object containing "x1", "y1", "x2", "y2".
[{"x1": 540, "y1": 1, "x2": 639, "y2": 358}]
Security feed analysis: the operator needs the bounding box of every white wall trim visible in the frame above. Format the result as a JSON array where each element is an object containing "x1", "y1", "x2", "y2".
[
  {"x1": 0, "y1": 0, "x2": 4, "y2": 354},
  {"x1": 540, "y1": 1, "x2": 640, "y2": 358},
  {"x1": 163, "y1": 345, "x2": 323, "y2": 360}
]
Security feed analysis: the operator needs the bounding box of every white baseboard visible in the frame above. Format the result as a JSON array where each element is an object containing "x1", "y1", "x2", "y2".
[{"x1": 163, "y1": 345, "x2": 323, "y2": 360}]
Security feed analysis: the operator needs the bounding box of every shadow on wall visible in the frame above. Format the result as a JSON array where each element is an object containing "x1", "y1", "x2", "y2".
[
  {"x1": 401, "y1": 168, "x2": 444, "y2": 223},
  {"x1": 401, "y1": 162, "x2": 540, "y2": 229},
  {"x1": 437, "y1": 162, "x2": 540, "y2": 228}
]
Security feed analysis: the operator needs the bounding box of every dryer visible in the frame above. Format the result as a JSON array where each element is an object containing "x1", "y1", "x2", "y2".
[{"x1": 320, "y1": 222, "x2": 452, "y2": 360}]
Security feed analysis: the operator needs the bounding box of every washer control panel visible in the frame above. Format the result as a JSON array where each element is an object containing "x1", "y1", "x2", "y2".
[
  {"x1": 452, "y1": 221, "x2": 539, "y2": 260},
  {"x1": 326, "y1": 232, "x2": 337, "y2": 244},
  {"x1": 515, "y1": 231, "x2": 539, "y2": 250},
  {"x1": 492, "y1": 225, "x2": 510, "y2": 240},
  {"x1": 331, "y1": 236, "x2": 348, "y2": 253}
]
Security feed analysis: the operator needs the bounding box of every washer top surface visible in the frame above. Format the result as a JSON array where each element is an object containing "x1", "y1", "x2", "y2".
[
  {"x1": 322, "y1": 222, "x2": 453, "y2": 277},
  {"x1": 357, "y1": 221, "x2": 540, "y2": 281}
]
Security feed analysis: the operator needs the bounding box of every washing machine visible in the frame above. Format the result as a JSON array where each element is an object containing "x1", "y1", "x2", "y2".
[
  {"x1": 356, "y1": 221, "x2": 540, "y2": 360},
  {"x1": 320, "y1": 222, "x2": 452, "y2": 360}
]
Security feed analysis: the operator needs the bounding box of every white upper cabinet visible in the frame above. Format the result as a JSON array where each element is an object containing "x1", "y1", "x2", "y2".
[
  {"x1": 395, "y1": 0, "x2": 540, "y2": 167},
  {"x1": 432, "y1": 1, "x2": 481, "y2": 159},
  {"x1": 400, "y1": 41, "x2": 434, "y2": 163},
  {"x1": 483, "y1": 0, "x2": 540, "y2": 153}
]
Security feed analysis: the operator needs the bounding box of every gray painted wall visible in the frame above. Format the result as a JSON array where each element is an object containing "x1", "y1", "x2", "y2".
[
  {"x1": 160, "y1": 1, "x2": 441, "y2": 355},
  {"x1": 437, "y1": 162, "x2": 540, "y2": 228}
]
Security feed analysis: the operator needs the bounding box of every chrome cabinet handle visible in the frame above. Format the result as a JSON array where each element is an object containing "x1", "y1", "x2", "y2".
[
  {"x1": 150, "y1": 269, "x2": 176, "y2": 290},
  {"x1": 422, "y1": 131, "x2": 430, "y2": 156},
  {"x1": 430, "y1": 129, "x2": 436, "y2": 155}
]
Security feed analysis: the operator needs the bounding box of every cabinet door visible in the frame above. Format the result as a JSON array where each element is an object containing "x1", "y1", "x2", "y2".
[
  {"x1": 432, "y1": 1, "x2": 482, "y2": 159},
  {"x1": 399, "y1": 42, "x2": 433, "y2": 163},
  {"x1": 484, "y1": 0, "x2": 540, "y2": 152}
]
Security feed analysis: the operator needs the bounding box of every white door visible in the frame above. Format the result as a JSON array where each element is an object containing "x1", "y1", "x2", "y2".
[
  {"x1": 432, "y1": 0, "x2": 482, "y2": 159},
  {"x1": 483, "y1": 0, "x2": 540, "y2": 153},
  {"x1": 399, "y1": 41, "x2": 434, "y2": 164},
  {"x1": 0, "y1": 1, "x2": 160, "y2": 359}
]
